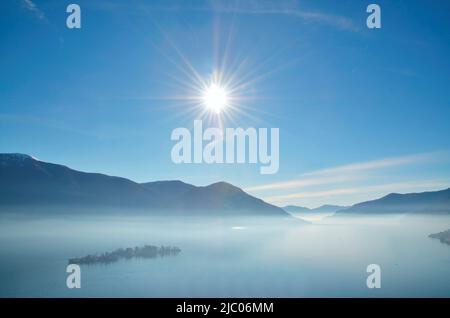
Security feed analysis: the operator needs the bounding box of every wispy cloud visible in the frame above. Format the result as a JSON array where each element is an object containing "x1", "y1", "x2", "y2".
[
  {"x1": 303, "y1": 151, "x2": 447, "y2": 178},
  {"x1": 264, "y1": 181, "x2": 450, "y2": 203},
  {"x1": 244, "y1": 151, "x2": 450, "y2": 207},
  {"x1": 209, "y1": 0, "x2": 358, "y2": 32},
  {"x1": 90, "y1": 0, "x2": 357, "y2": 32},
  {"x1": 21, "y1": 0, "x2": 46, "y2": 21},
  {"x1": 244, "y1": 174, "x2": 362, "y2": 192},
  {"x1": 245, "y1": 151, "x2": 449, "y2": 193}
]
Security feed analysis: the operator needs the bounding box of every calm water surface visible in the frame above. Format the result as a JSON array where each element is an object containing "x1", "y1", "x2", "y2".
[{"x1": 0, "y1": 212, "x2": 449, "y2": 297}]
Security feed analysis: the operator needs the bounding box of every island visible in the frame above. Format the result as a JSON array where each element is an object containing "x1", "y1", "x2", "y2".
[
  {"x1": 429, "y1": 229, "x2": 450, "y2": 246},
  {"x1": 69, "y1": 245, "x2": 181, "y2": 265}
]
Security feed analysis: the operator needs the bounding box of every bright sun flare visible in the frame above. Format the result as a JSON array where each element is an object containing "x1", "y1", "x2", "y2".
[{"x1": 202, "y1": 83, "x2": 229, "y2": 114}]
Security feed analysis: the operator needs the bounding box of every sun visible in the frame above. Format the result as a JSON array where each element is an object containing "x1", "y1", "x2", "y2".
[{"x1": 202, "y1": 83, "x2": 229, "y2": 114}]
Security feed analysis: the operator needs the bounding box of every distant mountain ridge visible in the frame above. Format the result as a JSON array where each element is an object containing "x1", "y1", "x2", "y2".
[
  {"x1": 0, "y1": 153, "x2": 289, "y2": 216},
  {"x1": 337, "y1": 188, "x2": 450, "y2": 214},
  {"x1": 283, "y1": 204, "x2": 347, "y2": 214},
  {"x1": 2, "y1": 153, "x2": 449, "y2": 216},
  {"x1": 284, "y1": 190, "x2": 450, "y2": 216}
]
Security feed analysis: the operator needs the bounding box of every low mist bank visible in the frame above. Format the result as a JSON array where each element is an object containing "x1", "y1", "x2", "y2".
[{"x1": 0, "y1": 210, "x2": 449, "y2": 297}]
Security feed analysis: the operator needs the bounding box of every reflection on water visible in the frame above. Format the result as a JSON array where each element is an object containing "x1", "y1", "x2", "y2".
[{"x1": 0, "y1": 211, "x2": 449, "y2": 297}]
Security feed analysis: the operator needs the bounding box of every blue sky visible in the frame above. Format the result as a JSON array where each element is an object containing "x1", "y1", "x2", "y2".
[{"x1": 1, "y1": 0, "x2": 450, "y2": 207}]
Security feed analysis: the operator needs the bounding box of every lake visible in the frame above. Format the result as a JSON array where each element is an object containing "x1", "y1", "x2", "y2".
[{"x1": 0, "y1": 211, "x2": 449, "y2": 297}]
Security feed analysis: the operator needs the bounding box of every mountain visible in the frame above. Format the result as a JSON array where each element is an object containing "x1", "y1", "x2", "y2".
[
  {"x1": 0, "y1": 154, "x2": 156, "y2": 207},
  {"x1": 283, "y1": 204, "x2": 347, "y2": 214},
  {"x1": 0, "y1": 153, "x2": 289, "y2": 216},
  {"x1": 283, "y1": 205, "x2": 311, "y2": 213},
  {"x1": 337, "y1": 188, "x2": 450, "y2": 214},
  {"x1": 311, "y1": 204, "x2": 348, "y2": 213}
]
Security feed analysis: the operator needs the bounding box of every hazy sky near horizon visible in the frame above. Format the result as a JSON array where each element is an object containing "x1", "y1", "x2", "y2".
[{"x1": 1, "y1": 0, "x2": 450, "y2": 207}]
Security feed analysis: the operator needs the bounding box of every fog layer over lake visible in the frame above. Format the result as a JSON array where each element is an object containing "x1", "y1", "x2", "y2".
[{"x1": 0, "y1": 211, "x2": 449, "y2": 297}]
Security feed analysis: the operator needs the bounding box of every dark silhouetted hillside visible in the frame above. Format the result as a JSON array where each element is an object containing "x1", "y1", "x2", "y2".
[{"x1": 0, "y1": 153, "x2": 289, "y2": 217}]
